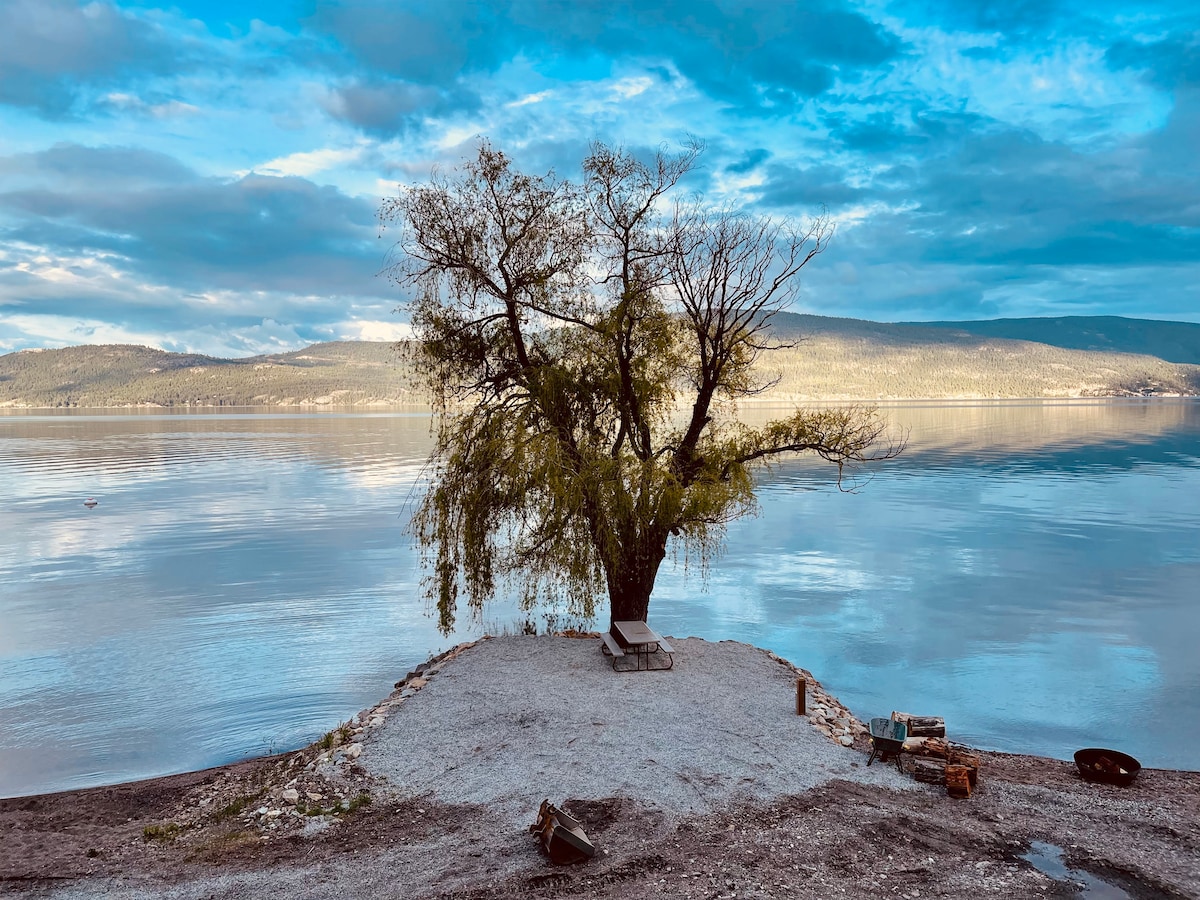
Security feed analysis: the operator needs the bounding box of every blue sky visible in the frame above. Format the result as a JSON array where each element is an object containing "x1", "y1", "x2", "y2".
[{"x1": 0, "y1": 0, "x2": 1197, "y2": 357}]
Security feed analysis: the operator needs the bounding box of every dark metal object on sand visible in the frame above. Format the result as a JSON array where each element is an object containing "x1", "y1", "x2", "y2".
[
  {"x1": 1074, "y1": 748, "x2": 1141, "y2": 787},
  {"x1": 867, "y1": 717, "x2": 907, "y2": 770},
  {"x1": 530, "y1": 800, "x2": 595, "y2": 864}
]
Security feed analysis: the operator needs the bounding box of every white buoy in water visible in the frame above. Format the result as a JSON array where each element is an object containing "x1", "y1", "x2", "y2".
[{"x1": 83, "y1": 498, "x2": 98, "y2": 509}]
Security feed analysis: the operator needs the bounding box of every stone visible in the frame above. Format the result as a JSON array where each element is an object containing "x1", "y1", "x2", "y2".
[
  {"x1": 344, "y1": 742, "x2": 363, "y2": 760},
  {"x1": 839, "y1": 735, "x2": 854, "y2": 747},
  {"x1": 409, "y1": 677, "x2": 428, "y2": 689},
  {"x1": 281, "y1": 789, "x2": 299, "y2": 804},
  {"x1": 265, "y1": 809, "x2": 282, "y2": 819},
  {"x1": 306, "y1": 791, "x2": 324, "y2": 801},
  {"x1": 257, "y1": 807, "x2": 269, "y2": 816}
]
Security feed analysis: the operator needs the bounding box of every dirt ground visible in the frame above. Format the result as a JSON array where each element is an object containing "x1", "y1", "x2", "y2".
[{"x1": 2, "y1": 739, "x2": 1197, "y2": 898}]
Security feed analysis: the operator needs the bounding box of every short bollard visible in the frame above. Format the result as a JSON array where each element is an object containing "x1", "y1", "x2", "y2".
[{"x1": 796, "y1": 677, "x2": 806, "y2": 715}]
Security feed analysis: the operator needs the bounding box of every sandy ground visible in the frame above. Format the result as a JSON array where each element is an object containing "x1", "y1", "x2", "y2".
[{"x1": 2, "y1": 635, "x2": 1197, "y2": 899}]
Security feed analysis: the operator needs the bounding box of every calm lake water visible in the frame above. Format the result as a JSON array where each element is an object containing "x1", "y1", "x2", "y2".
[{"x1": 1, "y1": 402, "x2": 1198, "y2": 797}]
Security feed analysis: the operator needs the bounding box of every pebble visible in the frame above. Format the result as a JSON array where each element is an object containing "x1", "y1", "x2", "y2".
[
  {"x1": 839, "y1": 735, "x2": 854, "y2": 747},
  {"x1": 281, "y1": 788, "x2": 299, "y2": 803},
  {"x1": 344, "y1": 743, "x2": 363, "y2": 760},
  {"x1": 306, "y1": 791, "x2": 324, "y2": 801}
]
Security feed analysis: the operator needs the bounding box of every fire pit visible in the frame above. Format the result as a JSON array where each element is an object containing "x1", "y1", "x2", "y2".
[{"x1": 1074, "y1": 748, "x2": 1141, "y2": 787}]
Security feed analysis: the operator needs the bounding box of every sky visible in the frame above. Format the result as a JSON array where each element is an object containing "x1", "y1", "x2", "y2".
[{"x1": 0, "y1": 0, "x2": 1197, "y2": 357}]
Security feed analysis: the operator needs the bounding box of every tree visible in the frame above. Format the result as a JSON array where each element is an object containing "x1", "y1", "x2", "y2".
[{"x1": 382, "y1": 141, "x2": 901, "y2": 634}]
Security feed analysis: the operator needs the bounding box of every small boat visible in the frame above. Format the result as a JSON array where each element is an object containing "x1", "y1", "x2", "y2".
[
  {"x1": 1074, "y1": 748, "x2": 1140, "y2": 786},
  {"x1": 83, "y1": 498, "x2": 98, "y2": 509}
]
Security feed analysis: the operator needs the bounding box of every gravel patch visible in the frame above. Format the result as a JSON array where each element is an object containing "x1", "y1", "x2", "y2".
[
  {"x1": 11, "y1": 635, "x2": 1197, "y2": 900},
  {"x1": 358, "y1": 635, "x2": 915, "y2": 823}
]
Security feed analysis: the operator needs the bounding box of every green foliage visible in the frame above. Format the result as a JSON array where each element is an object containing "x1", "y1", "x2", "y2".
[
  {"x1": 316, "y1": 721, "x2": 353, "y2": 751},
  {"x1": 142, "y1": 822, "x2": 184, "y2": 842},
  {"x1": 384, "y1": 141, "x2": 902, "y2": 631},
  {"x1": 212, "y1": 789, "x2": 266, "y2": 822}
]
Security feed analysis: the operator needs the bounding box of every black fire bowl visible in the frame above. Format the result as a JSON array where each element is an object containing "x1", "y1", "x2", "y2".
[{"x1": 1074, "y1": 748, "x2": 1141, "y2": 787}]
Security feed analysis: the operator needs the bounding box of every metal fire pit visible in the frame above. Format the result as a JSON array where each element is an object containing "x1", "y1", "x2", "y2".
[{"x1": 1074, "y1": 748, "x2": 1141, "y2": 787}]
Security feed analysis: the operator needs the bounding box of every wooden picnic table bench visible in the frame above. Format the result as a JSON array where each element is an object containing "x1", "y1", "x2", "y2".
[{"x1": 599, "y1": 620, "x2": 674, "y2": 671}]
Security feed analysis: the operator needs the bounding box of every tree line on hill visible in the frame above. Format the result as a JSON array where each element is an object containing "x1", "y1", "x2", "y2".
[{"x1": 1, "y1": 316, "x2": 1197, "y2": 409}]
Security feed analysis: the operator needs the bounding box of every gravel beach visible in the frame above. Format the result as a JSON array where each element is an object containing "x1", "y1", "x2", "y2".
[{"x1": 3, "y1": 635, "x2": 1197, "y2": 899}]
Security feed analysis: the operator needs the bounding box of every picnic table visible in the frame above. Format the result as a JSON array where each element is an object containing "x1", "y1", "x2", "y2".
[{"x1": 599, "y1": 620, "x2": 674, "y2": 671}]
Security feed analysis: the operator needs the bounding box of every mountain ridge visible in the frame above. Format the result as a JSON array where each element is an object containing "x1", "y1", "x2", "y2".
[{"x1": 2, "y1": 315, "x2": 1198, "y2": 407}]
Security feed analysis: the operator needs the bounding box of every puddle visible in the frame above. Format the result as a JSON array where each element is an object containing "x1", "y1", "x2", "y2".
[{"x1": 1022, "y1": 841, "x2": 1133, "y2": 899}]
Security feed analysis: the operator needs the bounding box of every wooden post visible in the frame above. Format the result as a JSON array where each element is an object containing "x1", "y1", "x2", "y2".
[{"x1": 796, "y1": 678, "x2": 806, "y2": 715}]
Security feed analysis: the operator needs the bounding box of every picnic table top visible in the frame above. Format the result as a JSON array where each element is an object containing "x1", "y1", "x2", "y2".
[{"x1": 612, "y1": 620, "x2": 662, "y2": 646}]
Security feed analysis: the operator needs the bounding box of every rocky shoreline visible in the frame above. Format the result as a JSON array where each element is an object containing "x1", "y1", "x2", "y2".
[{"x1": 2, "y1": 636, "x2": 1197, "y2": 899}]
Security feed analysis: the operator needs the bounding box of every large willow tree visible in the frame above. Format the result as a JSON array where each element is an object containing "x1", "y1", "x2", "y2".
[{"x1": 383, "y1": 142, "x2": 900, "y2": 634}]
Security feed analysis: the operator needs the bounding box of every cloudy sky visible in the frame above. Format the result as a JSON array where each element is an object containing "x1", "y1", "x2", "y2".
[{"x1": 1, "y1": 0, "x2": 1197, "y2": 357}]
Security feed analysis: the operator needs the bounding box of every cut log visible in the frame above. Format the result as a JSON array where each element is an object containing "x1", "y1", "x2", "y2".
[
  {"x1": 910, "y1": 758, "x2": 946, "y2": 785},
  {"x1": 910, "y1": 737, "x2": 950, "y2": 759},
  {"x1": 946, "y1": 765, "x2": 972, "y2": 799},
  {"x1": 891, "y1": 711, "x2": 946, "y2": 738},
  {"x1": 947, "y1": 749, "x2": 981, "y2": 786}
]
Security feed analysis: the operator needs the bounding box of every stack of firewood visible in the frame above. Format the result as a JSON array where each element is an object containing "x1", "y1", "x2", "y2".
[{"x1": 891, "y1": 711, "x2": 981, "y2": 799}]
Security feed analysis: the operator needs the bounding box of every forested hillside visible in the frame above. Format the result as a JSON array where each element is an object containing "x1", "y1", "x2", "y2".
[
  {"x1": 0, "y1": 342, "x2": 417, "y2": 408},
  {"x1": 2, "y1": 316, "x2": 1198, "y2": 408},
  {"x1": 761, "y1": 314, "x2": 1200, "y2": 400},
  {"x1": 915, "y1": 315, "x2": 1200, "y2": 365}
]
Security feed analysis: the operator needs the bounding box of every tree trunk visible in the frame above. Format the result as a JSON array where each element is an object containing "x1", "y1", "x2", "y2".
[{"x1": 605, "y1": 535, "x2": 668, "y2": 627}]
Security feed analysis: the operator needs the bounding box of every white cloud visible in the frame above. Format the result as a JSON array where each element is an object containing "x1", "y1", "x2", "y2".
[
  {"x1": 610, "y1": 77, "x2": 653, "y2": 99},
  {"x1": 249, "y1": 144, "x2": 367, "y2": 178},
  {"x1": 337, "y1": 319, "x2": 413, "y2": 342},
  {"x1": 0, "y1": 313, "x2": 172, "y2": 351},
  {"x1": 102, "y1": 92, "x2": 200, "y2": 117},
  {"x1": 506, "y1": 89, "x2": 553, "y2": 108}
]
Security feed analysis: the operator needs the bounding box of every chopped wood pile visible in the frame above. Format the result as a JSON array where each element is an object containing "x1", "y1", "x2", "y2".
[{"x1": 888, "y1": 711, "x2": 980, "y2": 799}]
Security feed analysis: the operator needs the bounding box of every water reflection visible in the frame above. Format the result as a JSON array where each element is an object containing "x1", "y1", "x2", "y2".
[
  {"x1": 0, "y1": 402, "x2": 1198, "y2": 797},
  {"x1": 650, "y1": 400, "x2": 1200, "y2": 769}
]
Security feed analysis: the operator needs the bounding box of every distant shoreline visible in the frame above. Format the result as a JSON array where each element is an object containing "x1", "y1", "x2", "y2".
[{"x1": 3, "y1": 394, "x2": 1199, "y2": 412}]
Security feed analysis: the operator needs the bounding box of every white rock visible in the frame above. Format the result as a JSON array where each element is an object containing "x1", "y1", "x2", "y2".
[
  {"x1": 839, "y1": 735, "x2": 854, "y2": 747},
  {"x1": 266, "y1": 809, "x2": 282, "y2": 819},
  {"x1": 306, "y1": 791, "x2": 324, "y2": 801},
  {"x1": 257, "y1": 806, "x2": 269, "y2": 816},
  {"x1": 344, "y1": 742, "x2": 363, "y2": 760},
  {"x1": 369, "y1": 716, "x2": 385, "y2": 727},
  {"x1": 281, "y1": 788, "x2": 300, "y2": 804}
]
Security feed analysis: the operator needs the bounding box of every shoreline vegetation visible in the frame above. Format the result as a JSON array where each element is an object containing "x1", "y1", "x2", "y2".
[
  {"x1": 2, "y1": 635, "x2": 1197, "y2": 898},
  {"x1": 3, "y1": 314, "x2": 1200, "y2": 409}
]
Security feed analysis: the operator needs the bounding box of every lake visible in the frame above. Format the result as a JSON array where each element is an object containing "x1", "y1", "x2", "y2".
[{"x1": 1, "y1": 401, "x2": 1198, "y2": 798}]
